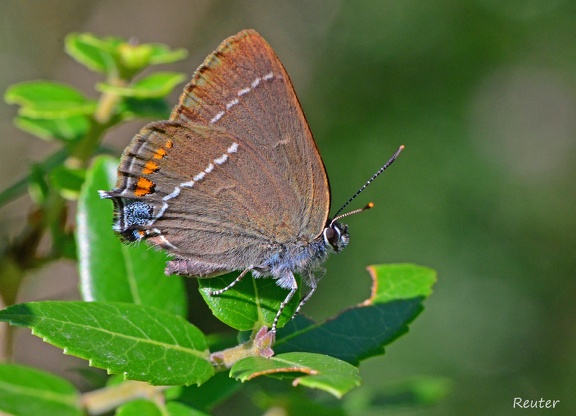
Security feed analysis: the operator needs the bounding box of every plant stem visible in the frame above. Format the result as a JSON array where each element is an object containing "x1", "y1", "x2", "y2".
[
  {"x1": 68, "y1": 77, "x2": 125, "y2": 167},
  {"x1": 81, "y1": 381, "x2": 170, "y2": 415}
]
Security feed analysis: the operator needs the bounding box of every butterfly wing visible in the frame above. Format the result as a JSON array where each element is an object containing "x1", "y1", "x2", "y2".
[
  {"x1": 103, "y1": 30, "x2": 330, "y2": 274},
  {"x1": 171, "y1": 30, "x2": 330, "y2": 242}
]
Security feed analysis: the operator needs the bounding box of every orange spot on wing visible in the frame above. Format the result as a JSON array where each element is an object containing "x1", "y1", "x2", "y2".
[
  {"x1": 134, "y1": 177, "x2": 155, "y2": 196},
  {"x1": 153, "y1": 148, "x2": 167, "y2": 159},
  {"x1": 142, "y1": 160, "x2": 159, "y2": 174},
  {"x1": 165, "y1": 140, "x2": 173, "y2": 149}
]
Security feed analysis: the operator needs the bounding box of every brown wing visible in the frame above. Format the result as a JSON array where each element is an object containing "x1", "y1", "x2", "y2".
[
  {"x1": 106, "y1": 30, "x2": 330, "y2": 271},
  {"x1": 170, "y1": 29, "x2": 330, "y2": 242}
]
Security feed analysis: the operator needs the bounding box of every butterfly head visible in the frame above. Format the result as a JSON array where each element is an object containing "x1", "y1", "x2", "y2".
[{"x1": 323, "y1": 221, "x2": 349, "y2": 253}]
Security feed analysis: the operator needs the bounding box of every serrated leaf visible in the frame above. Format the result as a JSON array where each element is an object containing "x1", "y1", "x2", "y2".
[
  {"x1": 50, "y1": 165, "x2": 86, "y2": 200},
  {"x1": 65, "y1": 33, "x2": 122, "y2": 75},
  {"x1": 0, "y1": 363, "x2": 81, "y2": 416},
  {"x1": 97, "y1": 72, "x2": 186, "y2": 98},
  {"x1": 14, "y1": 115, "x2": 90, "y2": 142},
  {"x1": 198, "y1": 273, "x2": 300, "y2": 331},
  {"x1": 5, "y1": 81, "x2": 96, "y2": 118},
  {"x1": 77, "y1": 157, "x2": 187, "y2": 317},
  {"x1": 231, "y1": 352, "x2": 361, "y2": 398},
  {"x1": 275, "y1": 264, "x2": 436, "y2": 364},
  {"x1": 0, "y1": 301, "x2": 213, "y2": 386}
]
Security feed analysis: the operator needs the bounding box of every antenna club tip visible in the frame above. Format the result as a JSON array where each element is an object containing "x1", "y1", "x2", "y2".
[
  {"x1": 366, "y1": 202, "x2": 375, "y2": 209},
  {"x1": 399, "y1": 145, "x2": 405, "y2": 151}
]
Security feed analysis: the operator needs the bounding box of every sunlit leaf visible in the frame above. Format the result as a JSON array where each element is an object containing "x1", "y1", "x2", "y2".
[
  {"x1": 231, "y1": 352, "x2": 361, "y2": 398},
  {"x1": 5, "y1": 81, "x2": 95, "y2": 118},
  {"x1": 198, "y1": 273, "x2": 300, "y2": 331},
  {"x1": 14, "y1": 115, "x2": 90, "y2": 142},
  {"x1": 65, "y1": 33, "x2": 123, "y2": 75},
  {"x1": 0, "y1": 301, "x2": 213, "y2": 386},
  {"x1": 97, "y1": 72, "x2": 186, "y2": 98},
  {"x1": 275, "y1": 264, "x2": 436, "y2": 364}
]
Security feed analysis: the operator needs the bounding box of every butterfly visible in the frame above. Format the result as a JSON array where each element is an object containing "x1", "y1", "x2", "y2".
[{"x1": 101, "y1": 29, "x2": 403, "y2": 333}]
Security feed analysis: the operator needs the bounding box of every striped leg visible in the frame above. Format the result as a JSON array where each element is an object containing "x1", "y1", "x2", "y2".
[
  {"x1": 292, "y1": 275, "x2": 317, "y2": 319},
  {"x1": 272, "y1": 273, "x2": 298, "y2": 333},
  {"x1": 209, "y1": 267, "x2": 252, "y2": 296}
]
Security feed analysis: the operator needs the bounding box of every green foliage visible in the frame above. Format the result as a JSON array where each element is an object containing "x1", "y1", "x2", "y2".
[
  {"x1": 65, "y1": 33, "x2": 187, "y2": 79},
  {"x1": 0, "y1": 363, "x2": 82, "y2": 416},
  {"x1": 97, "y1": 72, "x2": 187, "y2": 98},
  {"x1": 0, "y1": 302, "x2": 213, "y2": 386},
  {"x1": 231, "y1": 352, "x2": 361, "y2": 398},
  {"x1": 198, "y1": 273, "x2": 301, "y2": 331},
  {"x1": 5, "y1": 81, "x2": 96, "y2": 118},
  {"x1": 0, "y1": 31, "x2": 437, "y2": 415},
  {"x1": 274, "y1": 264, "x2": 436, "y2": 364}
]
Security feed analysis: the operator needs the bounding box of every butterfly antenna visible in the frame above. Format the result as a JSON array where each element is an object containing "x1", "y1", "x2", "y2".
[{"x1": 331, "y1": 145, "x2": 404, "y2": 224}]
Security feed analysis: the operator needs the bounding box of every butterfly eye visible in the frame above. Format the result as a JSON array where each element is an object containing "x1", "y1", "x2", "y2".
[{"x1": 323, "y1": 224, "x2": 343, "y2": 251}]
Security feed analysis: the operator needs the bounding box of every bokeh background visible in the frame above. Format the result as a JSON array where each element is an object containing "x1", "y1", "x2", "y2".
[{"x1": 1, "y1": 1, "x2": 575, "y2": 415}]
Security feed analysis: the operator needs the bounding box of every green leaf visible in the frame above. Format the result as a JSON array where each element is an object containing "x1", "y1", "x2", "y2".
[
  {"x1": 119, "y1": 97, "x2": 171, "y2": 120},
  {"x1": 77, "y1": 157, "x2": 187, "y2": 317},
  {"x1": 97, "y1": 72, "x2": 186, "y2": 98},
  {"x1": 0, "y1": 363, "x2": 81, "y2": 416},
  {"x1": 117, "y1": 44, "x2": 187, "y2": 79},
  {"x1": 0, "y1": 301, "x2": 214, "y2": 386},
  {"x1": 148, "y1": 44, "x2": 188, "y2": 65},
  {"x1": 198, "y1": 273, "x2": 300, "y2": 331},
  {"x1": 117, "y1": 44, "x2": 154, "y2": 72},
  {"x1": 65, "y1": 33, "x2": 122, "y2": 75},
  {"x1": 275, "y1": 264, "x2": 436, "y2": 364},
  {"x1": 171, "y1": 371, "x2": 241, "y2": 412},
  {"x1": 115, "y1": 399, "x2": 163, "y2": 416},
  {"x1": 5, "y1": 81, "x2": 96, "y2": 118},
  {"x1": 231, "y1": 352, "x2": 361, "y2": 398},
  {"x1": 166, "y1": 402, "x2": 211, "y2": 416},
  {"x1": 14, "y1": 115, "x2": 90, "y2": 142},
  {"x1": 369, "y1": 263, "x2": 435, "y2": 302},
  {"x1": 65, "y1": 33, "x2": 187, "y2": 79},
  {"x1": 50, "y1": 166, "x2": 86, "y2": 200}
]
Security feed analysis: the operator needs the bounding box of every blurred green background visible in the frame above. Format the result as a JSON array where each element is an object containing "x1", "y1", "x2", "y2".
[{"x1": 1, "y1": 1, "x2": 575, "y2": 415}]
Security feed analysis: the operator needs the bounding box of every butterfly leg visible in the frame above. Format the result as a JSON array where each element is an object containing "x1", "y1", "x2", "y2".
[
  {"x1": 209, "y1": 267, "x2": 252, "y2": 296},
  {"x1": 272, "y1": 273, "x2": 298, "y2": 333},
  {"x1": 292, "y1": 274, "x2": 317, "y2": 319}
]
